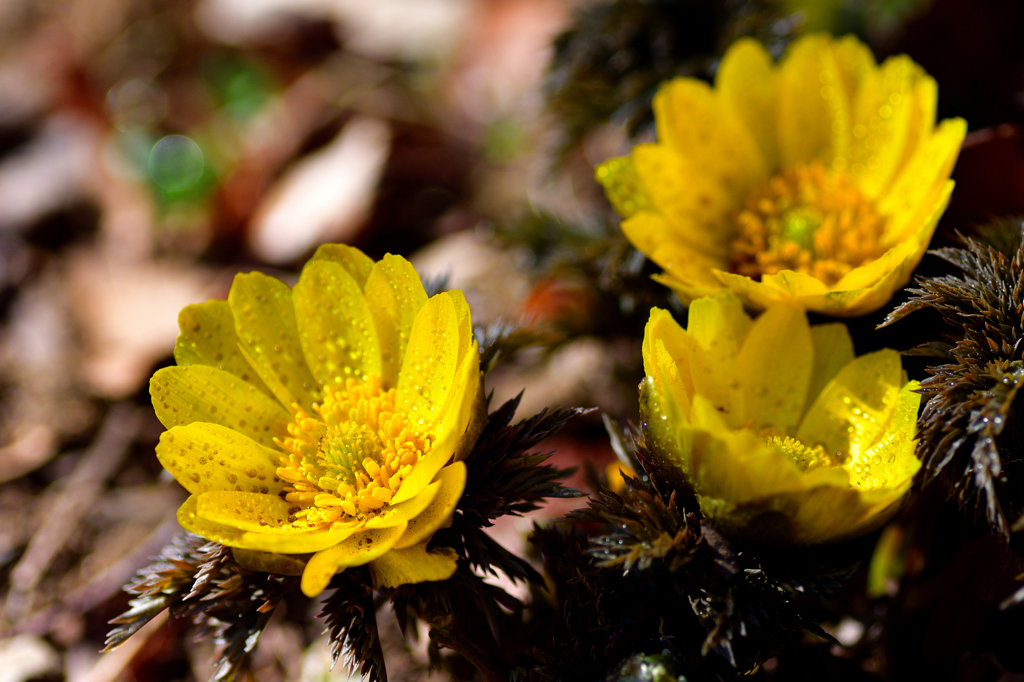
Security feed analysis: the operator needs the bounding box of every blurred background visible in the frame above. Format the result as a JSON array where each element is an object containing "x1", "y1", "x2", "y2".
[{"x1": 2, "y1": 0, "x2": 1024, "y2": 679}]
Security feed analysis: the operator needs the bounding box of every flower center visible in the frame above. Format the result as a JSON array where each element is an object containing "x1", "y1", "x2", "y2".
[
  {"x1": 729, "y1": 162, "x2": 889, "y2": 286},
  {"x1": 763, "y1": 432, "x2": 843, "y2": 474},
  {"x1": 275, "y1": 377, "x2": 433, "y2": 531}
]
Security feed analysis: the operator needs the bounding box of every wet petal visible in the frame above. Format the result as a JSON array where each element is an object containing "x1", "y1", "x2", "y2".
[
  {"x1": 363, "y1": 479, "x2": 441, "y2": 530},
  {"x1": 797, "y1": 349, "x2": 904, "y2": 457},
  {"x1": 653, "y1": 77, "x2": 768, "y2": 197},
  {"x1": 301, "y1": 524, "x2": 407, "y2": 596},
  {"x1": 156, "y1": 422, "x2": 286, "y2": 496},
  {"x1": 232, "y1": 548, "x2": 307, "y2": 576},
  {"x1": 395, "y1": 461, "x2": 466, "y2": 549},
  {"x1": 174, "y1": 300, "x2": 272, "y2": 398},
  {"x1": 715, "y1": 37, "x2": 779, "y2": 170},
  {"x1": 310, "y1": 243, "x2": 375, "y2": 289},
  {"x1": 177, "y1": 495, "x2": 357, "y2": 553},
  {"x1": 368, "y1": 543, "x2": 458, "y2": 589},
  {"x1": 736, "y1": 303, "x2": 812, "y2": 433},
  {"x1": 364, "y1": 254, "x2": 428, "y2": 387},
  {"x1": 293, "y1": 260, "x2": 382, "y2": 387},
  {"x1": 594, "y1": 155, "x2": 654, "y2": 219},
  {"x1": 151, "y1": 365, "x2": 290, "y2": 448},
  {"x1": 777, "y1": 34, "x2": 851, "y2": 168},
  {"x1": 229, "y1": 272, "x2": 319, "y2": 412},
  {"x1": 397, "y1": 293, "x2": 459, "y2": 430},
  {"x1": 807, "y1": 323, "x2": 855, "y2": 409}
]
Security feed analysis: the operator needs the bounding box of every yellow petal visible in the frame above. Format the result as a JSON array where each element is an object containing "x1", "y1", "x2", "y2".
[
  {"x1": 197, "y1": 491, "x2": 302, "y2": 532},
  {"x1": 176, "y1": 495, "x2": 358, "y2": 553},
  {"x1": 848, "y1": 381, "x2": 922, "y2": 489},
  {"x1": 643, "y1": 307, "x2": 694, "y2": 408},
  {"x1": 232, "y1": 548, "x2": 307, "y2": 576},
  {"x1": 893, "y1": 68, "x2": 937, "y2": 178},
  {"x1": 848, "y1": 55, "x2": 918, "y2": 198},
  {"x1": 878, "y1": 117, "x2": 966, "y2": 224},
  {"x1": 151, "y1": 365, "x2": 290, "y2": 448},
  {"x1": 310, "y1": 243, "x2": 375, "y2": 289},
  {"x1": 777, "y1": 34, "x2": 851, "y2": 168},
  {"x1": 395, "y1": 461, "x2": 466, "y2": 549},
  {"x1": 156, "y1": 422, "x2": 286, "y2": 496},
  {"x1": 293, "y1": 260, "x2": 382, "y2": 387},
  {"x1": 631, "y1": 145, "x2": 736, "y2": 251},
  {"x1": 830, "y1": 35, "x2": 876, "y2": 105},
  {"x1": 807, "y1": 323, "x2": 855, "y2": 408},
  {"x1": 594, "y1": 155, "x2": 654, "y2": 218},
  {"x1": 228, "y1": 272, "x2": 319, "y2": 413},
  {"x1": 397, "y1": 292, "x2": 459, "y2": 429},
  {"x1": 797, "y1": 349, "x2": 904, "y2": 457},
  {"x1": 364, "y1": 254, "x2": 429, "y2": 387},
  {"x1": 653, "y1": 78, "x2": 768, "y2": 197},
  {"x1": 639, "y1": 374, "x2": 692, "y2": 488},
  {"x1": 715, "y1": 37, "x2": 779, "y2": 170},
  {"x1": 621, "y1": 212, "x2": 727, "y2": 295},
  {"x1": 446, "y1": 289, "x2": 475, "y2": 370},
  {"x1": 684, "y1": 292, "x2": 751, "y2": 419},
  {"x1": 392, "y1": 347, "x2": 479, "y2": 505},
  {"x1": 301, "y1": 524, "x2": 407, "y2": 596},
  {"x1": 174, "y1": 300, "x2": 273, "y2": 398},
  {"x1": 363, "y1": 479, "x2": 441, "y2": 530},
  {"x1": 368, "y1": 542, "x2": 458, "y2": 589},
  {"x1": 736, "y1": 303, "x2": 812, "y2": 433}
]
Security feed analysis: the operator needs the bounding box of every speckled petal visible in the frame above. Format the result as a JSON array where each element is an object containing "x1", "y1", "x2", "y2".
[
  {"x1": 176, "y1": 495, "x2": 358, "y2": 553},
  {"x1": 878, "y1": 118, "x2": 966, "y2": 232},
  {"x1": 394, "y1": 461, "x2": 466, "y2": 549},
  {"x1": 368, "y1": 543, "x2": 458, "y2": 589},
  {"x1": 174, "y1": 300, "x2": 272, "y2": 398},
  {"x1": 301, "y1": 524, "x2": 407, "y2": 596},
  {"x1": 807, "y1": 323, "x2": 855, "y2": 409},
  {"x1": 391, "y1": 346, "x2": 479, "y2": 506},
  {"x1": 232, "y1": 548, "x2": 307, "y2": 576},
  {"x1": 735, "y1": 303, "x2": 812, "y2": 433},
  {"x1": 397, "y1": 293, "x2": 459, "y2": 430},
  {"x1": 797, "y1": 349, "x2": 904, "y2": 457},
  {"x1": 631, "y1": 145, "x2": 736, "y2": 251},
  {"x1": 715, "y1": 37, "x2": 779, "y2": 170},
  {"x1": 310, "y1": 243, "x2": 375, "y2": 289},
  {"x1": 848, "y1": 55, "x2": 918, "y2": 198},
  {"x1": 229, "y1": 272, "x2": 319, "y2": 412},
  {"x1": 156, "y1": 422, "x2": 286, "y2": 496},
  {"x1": 684, "y1": 292, "x2": 751, "y2": 419},
  {"x1": 151, "y1": 365, "x2": 290, "y2": 448},
  {"x1": 364, "y1": 254, "x2": 428, "y2": 387},
  {"x1": 293, "y1": 260, "x2": 382, "y2": 387},
  {"x1": 653, "y1": 78, "x2": 768, "y2": 197},
  {"x1": 594, "y1": 155, "x2": 653, "y2": 219},
  {"x1": 777, "y1": 34, "x2": 851, "y2": 168},
  {"x1": 621, "y1": 212, "x2": 727, "y2": 295}
]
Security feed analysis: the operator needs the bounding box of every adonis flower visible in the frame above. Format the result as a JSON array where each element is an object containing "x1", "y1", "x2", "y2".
[
  {"x1": 150, "y1": 245, "x2": 482, "y2": 596},
  {"x1": 597, "y1": 33, "x2": 966, "y2": 317},
  {"x1": 641, "y1": 292, "x2": 920, "y2": 544}
]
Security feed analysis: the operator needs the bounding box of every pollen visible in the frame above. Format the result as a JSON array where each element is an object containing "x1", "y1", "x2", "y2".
[
  {"x1": 729, "y1": 162, "x2": 890, "y2": 286},
  {"x1": 764, "y1": 432, "x2": 842, "y2": 474},
  {"x1": 275, "y1": 376, "x2": 433, "y2": 531}
]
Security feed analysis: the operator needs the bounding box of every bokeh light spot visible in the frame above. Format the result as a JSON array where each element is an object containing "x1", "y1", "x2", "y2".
[{"x1": 148, "y1": 135, "x2": 204, "y2": 192}]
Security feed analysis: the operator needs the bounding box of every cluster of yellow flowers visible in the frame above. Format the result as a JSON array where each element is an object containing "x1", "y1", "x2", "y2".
[
  {"x1": 150, "y1": 33, "x2": 963, "y2": 592},
  {"x1": 600, "y1": 33, "x2": 963, "y2": 544}
]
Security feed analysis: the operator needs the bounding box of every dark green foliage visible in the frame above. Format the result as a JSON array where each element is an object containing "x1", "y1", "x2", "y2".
[
  {"x1": 105, "y1": 534, "x2": 287, "y2": 682},
  {"x1": 476, "y1": 319, "x2": 564, "y2": 374},
  {"x1": 546, "y1": 0, "x2": 789, "y2": 160},
  {"x1": 320, "y1": 568, "x2": 386, "y2": 682},
  {"x1": 881, "y1": 230, "x2": 1024, "y2": 537}
]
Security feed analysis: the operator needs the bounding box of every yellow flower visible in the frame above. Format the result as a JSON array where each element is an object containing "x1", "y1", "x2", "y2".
[
  {"x1": 641, "y1": 292, "x2": 921, "y2": 544},
  {"x1": 597, "y1": 33, "x2": 966, "y2": 317},
  {"x1": 150, "y1": 245, "x2": 483, "y2": 596}
]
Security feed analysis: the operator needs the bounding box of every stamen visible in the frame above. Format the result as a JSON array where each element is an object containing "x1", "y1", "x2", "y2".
[
  {"x1": 274, "y1": 377, "x2": 434, "y2": 531},
  {"x1": 729, "y1": 162, "x2": 889, "y2": 285}
]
